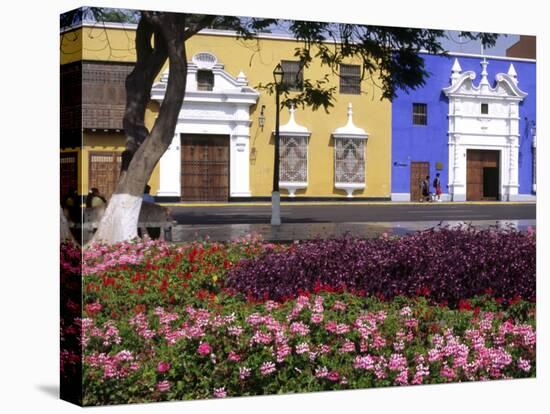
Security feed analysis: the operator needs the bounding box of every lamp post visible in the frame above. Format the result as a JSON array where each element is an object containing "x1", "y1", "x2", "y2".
[{"x1": 271, "y1": 63, "x2": 284, "y2": 225}]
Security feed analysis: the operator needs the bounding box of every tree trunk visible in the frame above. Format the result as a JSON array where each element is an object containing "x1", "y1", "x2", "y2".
[
  {"x1": 91, "y1": 13, "x2": 188, "y2": 244},
  {"x1": 60, "y1": 208, "x2": 77, "y2": 245}
]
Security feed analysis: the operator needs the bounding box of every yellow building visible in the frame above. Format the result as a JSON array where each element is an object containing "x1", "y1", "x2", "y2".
[{"x1": 60, "y1": 22, "x2": 391, "y2": 202}]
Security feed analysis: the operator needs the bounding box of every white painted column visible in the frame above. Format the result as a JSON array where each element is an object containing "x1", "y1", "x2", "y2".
[
  {"x1": 507, "y1": 137, "x2": 520, "y2": 201},
  {"x1": 157, "y1": 134, "x2": 181, "y2": 198},
  {"x1": 229, "y1": 110, "x2": 252, "y2": 197},
  {"x1": 451, "y1": 135, "x2": 466, "y2": 201}
]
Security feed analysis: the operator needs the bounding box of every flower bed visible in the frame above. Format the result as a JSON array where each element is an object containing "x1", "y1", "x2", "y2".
[
  {"x1": 80, "y1": 293, "x2": 535, "y2": 405},
  {"x1": 226, "y1": 227, "x2": 536, "y2": 305},
  {"x1": 59, "y1": 228, "x2": 536, "y2": 405}
]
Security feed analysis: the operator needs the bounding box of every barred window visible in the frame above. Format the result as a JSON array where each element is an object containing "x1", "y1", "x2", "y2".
[
  {"x1": 280, "y1": 136, "x2": 308, "y2": 182},
  {"x1": 334, "y1": 138, "x2": 365, "y2": 184},
  {"x1": 340, "y1": 64, "x2": 361, "y2": 94},
  {"x1": 413, "y1": 103, "x2": 428, "y2": 125},
  {"x1": 281, "y1": 60, "x2": 303, "y2": 91},
  {"x1": 197, "y1": 70, "x2": 214, "y2": 91}
]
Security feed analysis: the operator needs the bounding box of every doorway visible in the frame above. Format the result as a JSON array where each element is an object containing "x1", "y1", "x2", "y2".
[
  {"x1": 180, "y1": 134, "x2": 230, "y2": 201},
  {"x1": 410, "y1": 161, "x2": 430, "y2": 202},
  {"x1": 466, "y1": 150, "x2": 500, "y2": 201}
]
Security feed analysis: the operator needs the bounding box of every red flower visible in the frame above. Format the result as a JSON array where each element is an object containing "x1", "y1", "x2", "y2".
[{"x1": 458, "y1": 299, "x2": 473, "y2": 311}]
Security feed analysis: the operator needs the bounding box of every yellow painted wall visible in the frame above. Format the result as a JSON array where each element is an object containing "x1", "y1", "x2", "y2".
[{"x1": 61, "y1": 25, "x2": 391, "y2": 198}]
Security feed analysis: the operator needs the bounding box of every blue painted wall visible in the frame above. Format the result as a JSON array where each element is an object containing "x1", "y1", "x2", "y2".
[{"x1": 391, "y1": 53, "x2": 536, "y2": 197}]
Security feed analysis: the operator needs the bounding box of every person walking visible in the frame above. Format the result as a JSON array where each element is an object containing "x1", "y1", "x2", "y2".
[
  {"x1": 433, "y1": 172, "x2": 442, "y2": 202},
  {"x1": 420, "y1": 175, "x2": 431, "y2": 202}
]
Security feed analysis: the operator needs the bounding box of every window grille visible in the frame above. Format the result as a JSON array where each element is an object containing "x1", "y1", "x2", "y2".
[
  {"x1": 413, "y1": 103, "x2": 428, "y2": 125},
  {"x1": 280, "y1": 136, "x2": 308, "y2": 182},
  {"x1": 281, "y1": 60, "x2": 303, "y2": 91},
  {"x1": 334, "y1": 138, "x2": 365, "y2": 183},
  {"x1": 197, "y1": 70, "x2": 214, "y2": 91},
  {"x1": 340, "y1": 64, "x2": 361, "y2": 94}
]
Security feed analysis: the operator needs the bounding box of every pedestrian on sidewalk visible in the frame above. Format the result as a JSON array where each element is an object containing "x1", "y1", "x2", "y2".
[
  {"x1": 420, "y1": 175, "x2": 431, "y2": 202},
  {"x1": 143, "y1": 184, "x2": 155, "y2": 204},
  {"x1": 433, "y1": 173, "x2": 442, "y2": 202}
]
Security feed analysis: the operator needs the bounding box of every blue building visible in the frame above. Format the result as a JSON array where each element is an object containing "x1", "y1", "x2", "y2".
[{"x1": 391, "y1": 53, "x2": 536, "y2": 202}]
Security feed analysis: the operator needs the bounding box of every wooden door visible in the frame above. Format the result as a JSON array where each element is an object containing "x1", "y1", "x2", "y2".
[
  {"x1": 60, "y1": 152, "x2": 78, "y2": 202},
  {"x1": 410, "y1": 162, "x2": 429, "y2": 201},
  {"x1": 181, "y1": 135, "x2": 229, "y2": 201},
  {"x1": 467, "y1": 150, "x2": 499, "y2": 201},
  {"x1": 89, "y1": 152, "x2": 122, "y2": 200}
]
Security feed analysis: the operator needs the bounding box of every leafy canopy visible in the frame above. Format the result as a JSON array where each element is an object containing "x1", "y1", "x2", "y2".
[{"x1": 61, "y1": 7, "x2": 499, "y2": 111}]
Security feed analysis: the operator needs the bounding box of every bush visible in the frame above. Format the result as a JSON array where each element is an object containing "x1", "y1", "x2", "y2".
[{"x1": 225, "y1": 227, "x2": 536, "y2": 306}]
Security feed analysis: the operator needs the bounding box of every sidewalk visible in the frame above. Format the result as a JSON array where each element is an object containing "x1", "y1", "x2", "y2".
[
  {"x1": 171, "y1": 219, "x2": 536, "y2": 243},
  {"x1": 161, "y1": 200, "x2": 536, "y2": 208}
]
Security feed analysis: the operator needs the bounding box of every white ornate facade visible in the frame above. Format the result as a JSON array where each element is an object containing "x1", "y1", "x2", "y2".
[
  {"x1": 443, "y1": 58, "x2": 528, "y2": 201},
  {"x1": 278, "y1": 106, "x2": 311, "y2": 196},
  {"x1": 332, "y1": 103, "x2": 369, "y2": 197},
  {"x1": 151, "y1": 52, "x2": 259, "y2": 198}
]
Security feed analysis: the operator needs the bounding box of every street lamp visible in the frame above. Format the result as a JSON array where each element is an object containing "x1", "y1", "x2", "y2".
[{"x1": 271, "y1": 63, "x2": 284, "y2": 225}]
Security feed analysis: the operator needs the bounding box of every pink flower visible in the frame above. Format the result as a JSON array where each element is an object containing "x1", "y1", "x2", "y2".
[
  {"x1": 198, "y1": 342, "x2": 212, "y2": 356},
  {"x1": 239, "y1": 366, "x2": 251, "y2": 380},
  {"x1": 276, "y1": 343, "x2": 292, "y2": 362},
  {"x1": 295, "y1": 342, "x2": 310, "y2": 354},
  {"x1": 354, "y1": 355, "x2": 375, "y2": 370},
  {"x1": 311, "y1": 313, "x2": 324, "y2": 324},
  {"x1": 327, "y1": 371, "x2": 340, "y2": 382},
  {"x1": 85, "y1": 302, "x2": 103, "y2": 315},
  {"x1": 388, "y1": 354, "x2": 407, "y2": 371},
  {"x1": 228, "y1": 351, "x2": 241, "y2": 362},
  {"x1": 157, "y1": 380, "x2": 170, "y2": 392},
  {"x1": 260, "y1": 361, "x2": 276, "y2": 376},
  {"x1": 394, "y1": 369, "x2": 409, "y2": 385},
  {"x1": 157, "y1": 361, "x2": 171, "y2": 373},
  {"x1": 440, "y1": 364, "x2": 456, "y2": 381},
  {"x1": 517, "y1": 358, "x2": 531, "y2": 372},
  {"x1": 290, "y1": 322, "x2": 310, "y2": 336},
  {"x1": 332, "y1": 301, "x2": 347, "y2": 311},
  {"x1": 213, "y1": 387, "x2": 227, "y2": 398},
  {"x1": 339, "y1": 340, "x2": 356, "y2": 353},
  {"x1": 315, "y1": 366, "x2": 329, "y2": 378}
]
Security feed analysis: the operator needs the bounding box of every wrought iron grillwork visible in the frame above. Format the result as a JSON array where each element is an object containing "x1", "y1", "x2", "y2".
[
  {"x1": 60, "y1": 152, "x2": 78, "y2": 202},
  {"x1": 334, "y1": 137, "x2": 365, "y2": 183},
  {"x1": 412, "y1": 103, "x2": 428, "y2": 125},
  {"x1": 340, "y1": 64, "x2": 361, "y2": 95},
  {"x1": 280, "y1": 136, "x2": 308, "y2": 182},
  {"x1": 197, "y1": 70, "x2": 214, "y2": 91},
  {"x1": 89, "y1": 152, "x2": 122, "y2": 200},
  {"x1": 281, "y1": 60, "x2": 303, "y2": 91}
]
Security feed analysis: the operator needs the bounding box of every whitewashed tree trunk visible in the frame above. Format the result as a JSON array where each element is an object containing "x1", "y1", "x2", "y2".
[
  {"x1": 89, "y1": 12, "x2": 197, "y2": 245},
  {"x1": 90, "y1": 194, "x2": 143, "y2": 243}
]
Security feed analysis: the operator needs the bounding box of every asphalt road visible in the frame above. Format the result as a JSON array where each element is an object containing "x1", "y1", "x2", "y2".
[{"x1": 168, "y1": 202, "x2": 536, "y2": 225}]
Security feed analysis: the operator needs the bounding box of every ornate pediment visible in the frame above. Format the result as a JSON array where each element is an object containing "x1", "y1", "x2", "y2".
[
  {"x1": 151, "y1": 52, "x2": 259, "y2": 102},
  {"x1": 443, "y1": 58, "x2": 527, "y2": 99}
]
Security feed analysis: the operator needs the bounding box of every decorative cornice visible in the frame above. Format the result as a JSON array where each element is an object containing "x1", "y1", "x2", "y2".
[
  {"x1": 332, "y1": 103, "x2": 369, "y2": 139},
  {"x1": 277, "y1": 105, "x2": 311, "y2": 137},
  {"x1": 443, "y1": 58, "x2": 527, "y2": 99}
]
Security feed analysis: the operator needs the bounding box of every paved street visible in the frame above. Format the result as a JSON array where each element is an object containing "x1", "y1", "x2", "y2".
[{"x1": 167, "y1": 202, "x2": 536, "y2": 225}]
